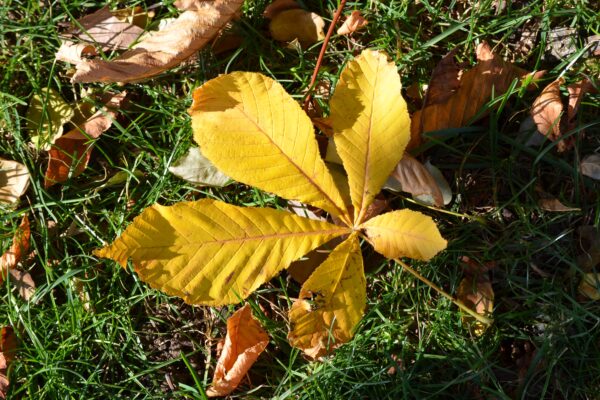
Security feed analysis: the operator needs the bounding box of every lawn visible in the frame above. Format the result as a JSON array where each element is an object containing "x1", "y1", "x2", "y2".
[{"x1": 1, "y1": 0, "x2": 599, "y2": 398}]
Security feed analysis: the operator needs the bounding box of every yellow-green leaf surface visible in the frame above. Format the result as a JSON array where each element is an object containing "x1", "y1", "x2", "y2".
[
  {"x1": 189, "y1": 72, "x2": 351, "y2": 225},
  {"x1": 288, "y1": 234, "x2": 365, "y2": 358},
  {"x1": 330, "y1": 50, "x2": 410, "y2": 224},
  {"x1": 95, "y1": 199, "x2": 350, "y2": 305},
  {"x1": 361, "y1": 210, "x2": 446, "y2": 260},
  {"x1": 26, "y1": 88, "x2": 74, "y2": 149}
]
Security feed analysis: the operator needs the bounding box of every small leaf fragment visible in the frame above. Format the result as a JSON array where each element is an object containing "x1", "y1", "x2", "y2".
[
  {"x1": 190, "y1": 72, "x2": 350, "y2": 222},
  {"x1": 531, "y1": 78, "x2": 568, "y2": 151},
  {"x1": 8, "y1": 269, "x2": 35, "y2": 301},
  {"x1": 288, "y1": 234, "x2": 365, "y2": 358},
  {"x1": 456, "y1": 274, "x2": 494, "y2": 335},
  {"x1": 361, "y1": 210, "x2": 446, "y2": 261},
  {"x1": 330, "y1": 49, "x2": 410, "y2": 223},
  {"x1": 0, "y1": 159, "x2": 30, "y2": 205},
  {"x1": 579, "y1": 273, "x2": 600, "y2": 301},
  {"x1": 27, "y1": 88, "x2": 74, "y2": 149},
  {"x1": 581, "y1": 154, "x2": 600, "y2": 180},
  {"x1": 0, "y1": 326, "x2": 16, "y2": 398},
  {"x1": 337, "y1": 11, "x2": 368, "y2": 36},
  {"x1": 0, "y1": 216, "x2": 31, "y2": 283},
  {"x1": 95, "y1": 199, "x2": 350, "y2": 305},
  {"x1": 207, "y1": 304, "x2": 269, "y2": 397},
  {"x1": 168, "y1": 147, "x2": 230, "y2": 187}
]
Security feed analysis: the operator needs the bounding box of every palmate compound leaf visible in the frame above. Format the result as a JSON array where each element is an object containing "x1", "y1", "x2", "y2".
[
  {"x1": 189, "y1": 72, "x2": 351, "y2": 226},
  {"x1": 330, "y1": 49, "x2": 410, "y2": 224},
  {"x1": 288, "y1": 233, "x2": 365, "y2": 359},
  {"x1": 361, "y1": 210, "x2": 447, "y2": 261},
  {"x1": 95, "y1": 199, "x2": 350, "y2": 305}
]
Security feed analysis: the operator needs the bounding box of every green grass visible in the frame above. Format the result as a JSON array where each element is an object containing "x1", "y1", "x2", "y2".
[{"x1": 1, "y1": 0, "x2": 600, "y2": 398}]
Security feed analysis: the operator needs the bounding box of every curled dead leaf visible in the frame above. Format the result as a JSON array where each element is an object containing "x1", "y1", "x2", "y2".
[
  {"x1": 0, "y1": 159, "x2": 30, "y2": 205},
  {"x1": 72, "y1": 0, "x2": 244, "y2": 83},
  {"x1": 206, "y1": 304, "x2": 269, "y2": 397},
  {"x1": 386, "y1": 154, "x2": 444, "y2": 207},
  {"x1": 337, "y1": 11, "x2": 368, "y2": 36}
]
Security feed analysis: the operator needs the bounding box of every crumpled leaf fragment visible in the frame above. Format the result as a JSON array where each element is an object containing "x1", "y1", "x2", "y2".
[
  {"x1": 45, "y1": 92, "x2": 126, "y2": 187},
  {"x1": 168, "y1": 146, "x2": 230, "y2": 187},
  {"x1": 337, "y1": 11, "x2": 368, "y2": 36},
  {"x1": 269, "y1": 9, "x2": 325, "y2": 45},
  {"x1": 27, "y1": 88, "x2": 74, "y2": 149},
  {"x1": 0, "y1": 159, "x2": 30, "y2": 205},
  {"x1": 207, "y1": 304, "x2": 269, "y2": 397},
  {"x1": 0, "y1": 216, "x2": 30, "y2": 283},
  {"x1": 72, "y1": 0, "x2": 244, "y2": 83},
  {"x1": 410, "y1": 41, "x2": 544, "y2": 149}
]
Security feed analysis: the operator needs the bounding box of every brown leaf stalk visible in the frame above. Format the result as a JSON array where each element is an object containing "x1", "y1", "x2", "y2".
[{"x1": 303, "y1": 0, "x2": 347, "y2": 112}]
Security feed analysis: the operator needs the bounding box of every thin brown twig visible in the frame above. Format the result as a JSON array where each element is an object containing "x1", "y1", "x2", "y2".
[{"x1": 303, "y1": 0, "x2": 347, "y2": 112}]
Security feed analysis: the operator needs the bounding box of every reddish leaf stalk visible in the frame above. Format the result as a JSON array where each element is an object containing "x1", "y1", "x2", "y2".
[{"x1": 303, "y1": 0, "x2": 347, "y2": 112}]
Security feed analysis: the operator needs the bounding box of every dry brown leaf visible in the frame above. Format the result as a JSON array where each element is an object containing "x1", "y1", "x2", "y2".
[
  {"x1": 425, "y1": 49, "x2": 461, "y2": 106},
  {"x1": 337, "y1": 11, "x2": 368, "y2": 36},
  {"x1": 8, "y1": 269, "x2": 35, "y2": 301},
  {"x1": 538, "y1": 197, "x2": 580, "y2": 212},
  {"x1": 72, "y1": 0, "x2": 244, "y2": 83},
  {"x1": 388, "y1": 154, "x2": 444, "y2": 207},
  {"x1": 269, "y1": 9, "x2": 325, "y2": 46},
  {"x1": 55, "y1": 41, "x2": 98, "y2": 64},
  {"x1": 0, "y1": 326, "x2": 16, "y2": 399},
  {"x1": 263, "y1": 0, "x2": 301, "y2": 19},
  {"x1": 0, "y1": 159, "x2": 30, "y2": 205},
  {"x1": 410, "y1": 41, "x2": 544, "y2": 149},
  {"x1": 207, "y1": 304, "x2": 269, "y2": 397},
  {"x1": 45, "y1": 92, "x2": 126, "y2": 187},
  {"x1": 0, "y1": 216, "x2": 30, "y2": 283},
  {"x1": 65, "y1": 6, "x2": 145, "y2": 51}
]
